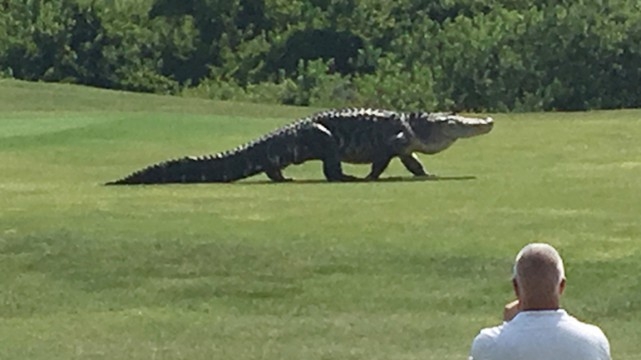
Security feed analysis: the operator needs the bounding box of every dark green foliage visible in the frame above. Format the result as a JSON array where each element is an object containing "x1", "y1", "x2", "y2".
[
  {"x1": 265, "y1": 29, "x2": 370, "y2": 77},
  {"x1": 0, "y1": 0, "x2": 181, "y2": 92},
  {"x1": 1, "y1": 0, "x2": 641, "y2": 111}
]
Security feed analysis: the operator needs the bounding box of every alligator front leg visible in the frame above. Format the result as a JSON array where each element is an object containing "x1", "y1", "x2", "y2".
[{"x1": 400, "y1": 153, "x2": 430, "y2": 176}]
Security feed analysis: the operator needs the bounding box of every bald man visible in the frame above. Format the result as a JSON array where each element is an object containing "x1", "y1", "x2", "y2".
[{"x1": 469, "y1": 243, "x2": 611, "y2": 360}]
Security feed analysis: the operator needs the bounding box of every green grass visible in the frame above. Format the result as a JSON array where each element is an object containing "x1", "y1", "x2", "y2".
[{"x1": 1, "y1": 79, "x2": 640, "y2": 359}]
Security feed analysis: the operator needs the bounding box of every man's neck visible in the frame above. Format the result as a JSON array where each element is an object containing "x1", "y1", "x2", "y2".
[{"x1": 519, "y1": 300, "x2": 560, "y2": 311}]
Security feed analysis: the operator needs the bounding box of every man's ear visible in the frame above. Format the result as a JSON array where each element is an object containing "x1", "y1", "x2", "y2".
[
  {"x1": 559, "y1": 278, "x2": 566, "y2": 295},
  {"x1": 512, "y1": 278, "x2": 519, "y2": 297}
]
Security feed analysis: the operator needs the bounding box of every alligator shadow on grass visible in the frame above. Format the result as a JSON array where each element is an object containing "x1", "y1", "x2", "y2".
[
  {"x1": 101, "y1": 175, "x2": 476, "y2": 186},
  {"x1": 238, "y1": 175, "x2": 477, "y2": 185}
]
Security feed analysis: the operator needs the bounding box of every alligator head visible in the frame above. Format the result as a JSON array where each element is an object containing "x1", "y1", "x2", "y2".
[
  {"x1": 407, "y1": 112, "x2": 494, "y2": 154},
  {"x1": 435, "y1": 112, "x2": 493, "y2": 138}
]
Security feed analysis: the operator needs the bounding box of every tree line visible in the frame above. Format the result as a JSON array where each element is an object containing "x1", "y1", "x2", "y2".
[{"x1": 1, "y1": 0, "x2": 640, "y2": 112}]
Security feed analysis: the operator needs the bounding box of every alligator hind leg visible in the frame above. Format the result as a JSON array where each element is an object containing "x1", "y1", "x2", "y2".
[
  {"x1": 265, "y1": 168, "x2": 292, "y2": 182},
  {"x1": 307, "y1": 124, "x2": 358, "y2": 182},
  {"x1": 322, "y1": 157, "x2": 359, "y2": 182},
  {"x1": 319, "y1": 142, "x2": 358, "y2": 182},
  {"x1": 400, "y1": 153, "x2": 429, "y2": 176},
  {"x1": 365, "y1": 156, "x2": 393, "y2": 180}
]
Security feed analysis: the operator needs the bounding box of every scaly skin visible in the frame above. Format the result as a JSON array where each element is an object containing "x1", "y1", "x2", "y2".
[{"x1": 105, "y1": 108, "x2": 493, "y2": 185}]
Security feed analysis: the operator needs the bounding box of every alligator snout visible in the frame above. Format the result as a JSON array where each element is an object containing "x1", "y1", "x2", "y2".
[{"x1": 482, "y1": 117, "x2": 494, "y2": 132}]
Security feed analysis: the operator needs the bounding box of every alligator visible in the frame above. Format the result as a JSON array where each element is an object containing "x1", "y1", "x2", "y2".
[{"x1": 106, "y1": 108, "x2": 493, "y2": 185}]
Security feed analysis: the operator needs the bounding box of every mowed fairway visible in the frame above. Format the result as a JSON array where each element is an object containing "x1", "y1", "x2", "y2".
[{"x1": 1, "y1": 79, "x2": 640, "y2": 359}]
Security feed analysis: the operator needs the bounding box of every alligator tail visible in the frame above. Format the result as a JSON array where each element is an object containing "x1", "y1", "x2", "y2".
[{"x1": 105, "y1": 140, "x2": 273, "y2": 185}]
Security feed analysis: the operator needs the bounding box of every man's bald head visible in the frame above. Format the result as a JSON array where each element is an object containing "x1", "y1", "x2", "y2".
[{"x1": 513, "y1": 243, "x2": 566, "y2": 302}]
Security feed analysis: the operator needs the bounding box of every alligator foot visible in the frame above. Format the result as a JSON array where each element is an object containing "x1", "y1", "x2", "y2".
[
  {"x1": 340, "y1": 174, "x2": 361, "y2": 182},
  {"x1": 327, "y1": 174, "x2": 361, "y2": 182},
  {"x1": 376, "y1": 174, "x2": 438, "y2": 182}
]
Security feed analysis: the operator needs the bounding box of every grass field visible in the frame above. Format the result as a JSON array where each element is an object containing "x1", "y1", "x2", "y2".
[{"x1": 1, "y1": 79, "x2": 640, "y2": 359}]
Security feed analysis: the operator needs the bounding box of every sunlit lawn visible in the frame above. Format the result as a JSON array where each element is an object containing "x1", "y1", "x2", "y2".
[{"x1": 1, "y1": 79, "x2": 640, "y2": 359}]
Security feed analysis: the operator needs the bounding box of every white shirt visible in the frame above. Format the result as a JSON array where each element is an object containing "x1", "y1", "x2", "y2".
[{"x1": 469, "y1": 309, "x2": 611, "y2": 360}]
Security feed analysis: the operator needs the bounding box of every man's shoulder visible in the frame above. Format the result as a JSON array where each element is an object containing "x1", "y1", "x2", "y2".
[
  {"x1": 470, "y1": 312, "x2": 611, "y2": 359},
  {"x1": 476, "y1": 323, "x2": 504, "y2": 340},
  {"x1": 561, "y1": 314, "x2": 610, "y2": 343},
  {"x1": 470, "y1": 323, "x2": 505, "y2": 355},
  {"x1": 557, "y1": 314, "x2": 611, "y2": 359}
]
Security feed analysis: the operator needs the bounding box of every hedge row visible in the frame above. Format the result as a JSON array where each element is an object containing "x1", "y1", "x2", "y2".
[{"x1": 2, "y1": 0, "x2": 640, "y2": 111}]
